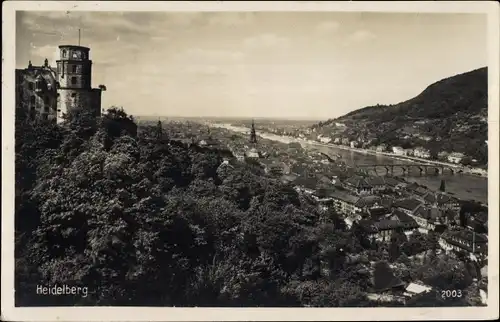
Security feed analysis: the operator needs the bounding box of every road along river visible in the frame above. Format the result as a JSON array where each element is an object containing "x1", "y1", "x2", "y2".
[{"x1": 213, "y1": 124, "x2": 488, "y2": 204}]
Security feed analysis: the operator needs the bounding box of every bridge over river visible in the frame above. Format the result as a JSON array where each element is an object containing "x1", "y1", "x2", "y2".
[{"x1": 355, "y1": 163, "x2": 465, "y2": 176}]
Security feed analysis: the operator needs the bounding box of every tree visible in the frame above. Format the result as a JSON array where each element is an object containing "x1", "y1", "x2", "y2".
[
  {"x1": 461, "y1": 156, "x2": 473, "y2": 166},
  {"x1": 389, "y1": 228, "x2": 408, "y2": 261},
  {"x1": 402, "y1": 231, "x2": 427, "y2": 256}
]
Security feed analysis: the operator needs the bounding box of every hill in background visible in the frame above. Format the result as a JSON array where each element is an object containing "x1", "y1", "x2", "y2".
[{"x1": 314, "y1": 67, "x2": 488, "y2": 165}]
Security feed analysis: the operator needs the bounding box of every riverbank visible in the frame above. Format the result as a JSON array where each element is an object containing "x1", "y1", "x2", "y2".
[
  {"x1": 306, "y1": 140, "x2": 488, "y2": 178},
  {"x1": 211, "y1": 123, "x2": 488, "y2": 204},
  {"x1": 213, "y1": 123, "x2": 487, "y2": 178}
]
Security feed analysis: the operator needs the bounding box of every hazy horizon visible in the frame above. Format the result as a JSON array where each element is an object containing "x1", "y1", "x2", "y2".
[
  {"x1": 16, "y1": 11, "x2": 487, "y2": 120},
  {"x1": 134, "y1": 114, "x2": 325, "y2": 121}
]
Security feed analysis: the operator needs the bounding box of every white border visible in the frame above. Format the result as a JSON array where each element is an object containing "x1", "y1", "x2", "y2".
[{"x1": 2, "y1": 1, "x2": 499, "y2": 321}]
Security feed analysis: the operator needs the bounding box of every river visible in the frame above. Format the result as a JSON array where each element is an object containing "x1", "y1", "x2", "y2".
[{"x1": 213, "y1": 124, "x2": 488, "y2": 205}]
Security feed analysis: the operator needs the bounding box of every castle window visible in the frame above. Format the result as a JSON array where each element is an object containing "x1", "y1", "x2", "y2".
[
  {"x1": 62, "y1": 50, "x2": 67, "y2": 58},
  {"x1": 71, "y1": 77, "x2": 77, "y2": 85},
  {"x1": 30, "y1": 95, "x2": 36, "y2": 105},
  {"x1": 71, "y1": 65, "x2": 77, "y2": 73},
  {"x1": 28, "y1": 82, "x2": 34, "y2": 90}
]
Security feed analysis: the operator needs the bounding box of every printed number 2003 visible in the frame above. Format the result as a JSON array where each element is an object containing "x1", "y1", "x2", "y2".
[{"x1": 441, "y1": 290, "x2": 463, "y2": 299}]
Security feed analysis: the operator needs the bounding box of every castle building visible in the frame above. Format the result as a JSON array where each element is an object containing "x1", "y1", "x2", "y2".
[
  {"x1": 15, "y1": 59, "x2": 58, "y2": 121},
  {"x1": 56, "y1": 45, "x2": 105, "y2": 123},
  {"x1": 15, "y1": 44, "x2": 105, "y2": 123}
]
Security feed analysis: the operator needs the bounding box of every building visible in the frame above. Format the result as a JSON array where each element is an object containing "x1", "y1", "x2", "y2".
[
  {"x1": 350, "y1": 141, "x2": 358, "y2": 148},
  {"x1": 465, "y1": 212, "x2": 488, "y2": 233},
  {"x1": 437, "y1": 151, "x2": 449, "y2": 161},
  {"x1": 365, "y1": 176, "x2": 387, "y2": 193},
  {"x1": 329, "y1": 191, "x2": 388, "y2": 219},
  {"x1": 376, "y1": 144, "x2": 387, "y2": 152},
  {"x1": 404, "y1": 282, "x2": 432, "y2": 298},
  {"x1": 316, "y1": 135, "x2": 331, "y2": 144},
  {"x1": 16, "y1": 44, "x2": 106, "y2": 123},
  {"x1": 413, "y1": 205, "x2": 448, "y2": 233},
  {"x1": 392, "y1": 146, "x2": 405, "y2": 155},
  {"x1": 245, "y1": 147, "x2": 261, "y2": 159},
  {"x1": 391, "y1": 210, "x2": 420, "y2": 234},
  {"x1": 448, "y1": 152, "x2": 465, "y2": 164},
  {"x1": 394, "y1": 198, "x2": 423, "y2": 216},
  {"x1": 198, "y1": 137, "x2": 220, "y2": 148},
  {"x1": 404, "y1": 148, "x2": 414, "y2": 156},
  {"x1": 56, "y1": 45, "x2": 105, "y2": 123},
  {"x1": 367, "y1": 205, "x2": 392, "y2": 220},
  {"x1": 356, "y1": 195, "x2": 386, "y2": 213},
  {"x1": 407, "y1": 185, "x2": 431, "y2": 202},
  {"x1": 414, "y1": 147, "x2": 431, "y2": 159},
  {"x1": 330, "y1": 190, "x2": 362, "y2": 216},
  {"x1": 383, "y1": 177, "x2": 402, "y2": 192},
  {"x1": 15, "y1": 59, "x2": 58, "y2": 121},
  {"x1": 439, "y1": 229, "x2": 488, "y2": 256},
  {"x1": 359, "y1": 217, "x2": 418, "y2": 242},
  {"x1": 422, "y1": 192, "x2": 460, "y2": 212},
  {"x1": 342, "y1": 176, "x2": 373, "y2": 195},
  {"x1": 262, "y1": 160, "x2": 291, "y2": 176}
]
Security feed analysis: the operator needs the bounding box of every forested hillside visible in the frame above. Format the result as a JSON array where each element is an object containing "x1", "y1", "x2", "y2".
[{"x1": 316, "y1": 67, "x2": 488, "y2": 164}]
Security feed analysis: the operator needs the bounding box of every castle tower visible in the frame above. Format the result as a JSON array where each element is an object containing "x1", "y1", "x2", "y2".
[
  {"x1": 56, "y1": 45, "x2": 103, "y2": 123},
  {"x1": 250, "y1": 119, "x2": 257, "y2": 144}
]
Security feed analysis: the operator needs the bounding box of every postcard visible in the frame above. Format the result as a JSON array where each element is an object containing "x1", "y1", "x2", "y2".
[{"x1": 2, "y1": 1, "x2": 499, "y2": 321}]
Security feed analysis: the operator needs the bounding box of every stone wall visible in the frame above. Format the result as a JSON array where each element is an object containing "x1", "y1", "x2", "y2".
[{"x1": 57, "y1": 88, "x2": 102, "y2": 122}]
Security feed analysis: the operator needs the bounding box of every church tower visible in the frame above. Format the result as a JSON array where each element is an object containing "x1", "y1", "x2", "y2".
[
  {"x1": 250, "y1": 119, "x2": 257, "y2": 144},
  {"x1": 56, "y1": 44, "x2": 104, "y2": 123}
]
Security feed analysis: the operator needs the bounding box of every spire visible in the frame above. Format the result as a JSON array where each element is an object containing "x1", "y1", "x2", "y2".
[
  {"x1": 156, "y1": 118, "x2": 163, "y2": 140},
  {"x1": 250, "y1": 119, "x2": 257, "y2": 144},
  {"x1": 28, "y1": 60, "x2": 32, "y2": 69},
  {"x1": 44, "y1": 58, "x2": 49, "y2": 67}
]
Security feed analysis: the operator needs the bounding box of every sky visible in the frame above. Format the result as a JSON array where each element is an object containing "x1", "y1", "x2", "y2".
[{"x1": 16, "y1": 11, "x2": 487, "y2": 120}]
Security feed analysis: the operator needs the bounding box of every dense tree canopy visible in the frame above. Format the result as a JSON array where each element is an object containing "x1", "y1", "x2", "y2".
[
  {"x1": 14, "y1": 108, "x2": 480, "y2": 307},
  {"x1": 14, "y1": 108, "x2": 370, "y2": 307}
]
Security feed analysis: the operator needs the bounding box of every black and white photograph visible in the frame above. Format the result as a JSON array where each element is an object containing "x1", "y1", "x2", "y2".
[{"x1": 2, "y1": 1, "x2": 499, "y2": 321}]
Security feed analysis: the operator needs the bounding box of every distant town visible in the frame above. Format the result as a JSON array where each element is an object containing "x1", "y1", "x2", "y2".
[
  {"x1": 225, "y1": 119, "x2": 488, "y2": 177},
  {"x1": 134, "y1": 116, "x2": 489, "y2": 306}
]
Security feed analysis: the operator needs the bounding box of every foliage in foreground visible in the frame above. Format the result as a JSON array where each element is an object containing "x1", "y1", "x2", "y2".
[{"x1": 15, "y1": 108, "x2": 476, "y2": 307}]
